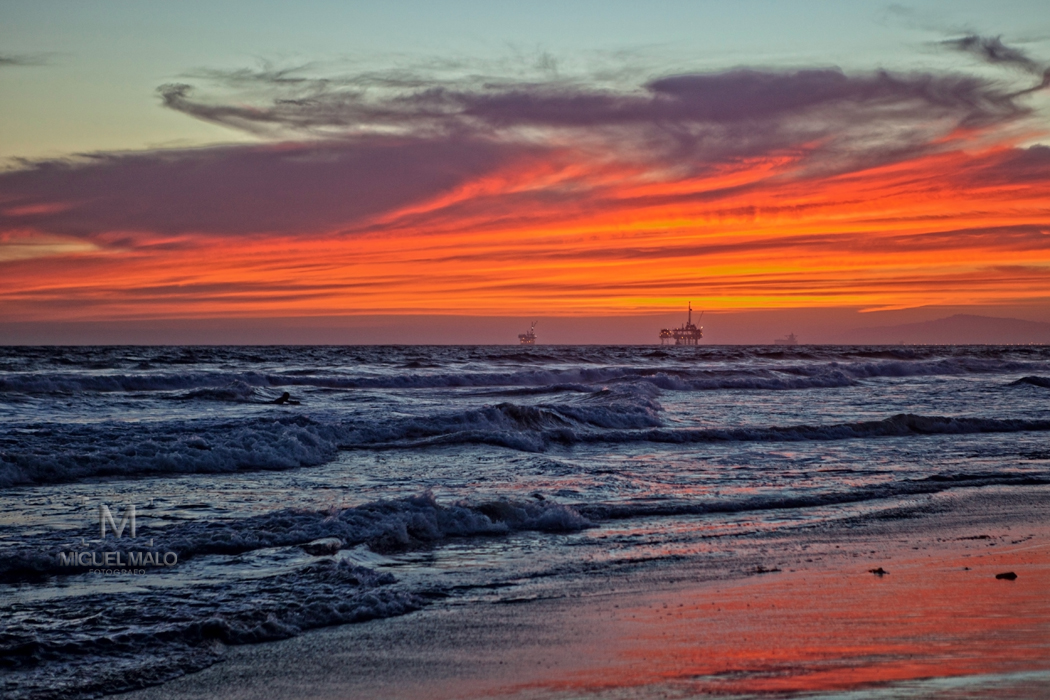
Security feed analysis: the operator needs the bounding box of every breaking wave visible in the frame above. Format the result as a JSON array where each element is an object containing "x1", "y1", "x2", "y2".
[
  {"x1": 1, "y1": 355, "x2": 1046, "y2": 397},
  {"x1": 0, "y1": 492, "x2": 592, "y2": 581},
  {"x1": 357, "y1": 412, "x2": 1050, "y2": 452},
  {"x1": 5, "y1": 403, "x2": 1050, "y2": 486},
  {"x1": 0, "y1": 415, "x2": 344, "y2": 487}
]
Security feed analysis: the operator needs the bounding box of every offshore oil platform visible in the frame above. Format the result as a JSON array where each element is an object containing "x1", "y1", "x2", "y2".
[
  {"x1": 660, "y1": 303, "x2": 703, "y2": 345},
  {"x1": 518, "y1": 321, "x2": 537, "y2": 345}
]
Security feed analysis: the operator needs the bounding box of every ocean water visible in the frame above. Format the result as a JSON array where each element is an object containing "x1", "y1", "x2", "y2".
[{"x1": 1, "y1": 344, "x2": 1049, "y2": 698}]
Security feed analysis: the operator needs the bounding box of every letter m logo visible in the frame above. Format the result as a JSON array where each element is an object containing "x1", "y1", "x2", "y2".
[{"x1": 100, "y1": 504, "x2": 136, "y2": 538}]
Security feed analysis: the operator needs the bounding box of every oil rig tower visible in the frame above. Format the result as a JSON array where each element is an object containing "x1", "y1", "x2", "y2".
[
  {"x1": 518, "y1": 321, "x2": 537, "y2": 345},
  {"x1": 660, "y1": 303, "x2": 703, "y2": 345}
]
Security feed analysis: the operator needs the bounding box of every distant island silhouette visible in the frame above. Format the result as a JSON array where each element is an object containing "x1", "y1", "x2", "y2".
[{"x1": 836, "y1": 314, "x2": 1050, "y2": 345}]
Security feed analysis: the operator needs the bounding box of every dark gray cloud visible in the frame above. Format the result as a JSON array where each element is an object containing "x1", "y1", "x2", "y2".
[
  {"x1": 943, "y1": 34, "x2": 1050, "y2": 94},
  {"x1": 154, "y1": 58, "x2": 1042, "y2": 183},
  {"x1": 159, "y1": 64, "x2": 1029, "y2": 138},
  {"x1": 0, "y1": 138, "x2": 520, "y2": 239}
]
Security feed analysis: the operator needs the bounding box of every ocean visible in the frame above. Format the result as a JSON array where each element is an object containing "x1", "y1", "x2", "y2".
[{"x1": 2, "y1": 344, "x2": 1049, "y2": 698}]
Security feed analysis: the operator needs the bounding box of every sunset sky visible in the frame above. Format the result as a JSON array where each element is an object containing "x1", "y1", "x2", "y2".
[{"x1": 2, "y1": 1, "x2": 1049, "y2": 343}]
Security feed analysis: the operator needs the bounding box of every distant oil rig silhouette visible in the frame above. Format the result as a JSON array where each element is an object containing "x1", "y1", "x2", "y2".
[
  {"x1": 660, "y1": 303, "x2": 703, "y2": 345},
  {"x1": 518, "y1": 321, "x2": 537, "y2": 345}
]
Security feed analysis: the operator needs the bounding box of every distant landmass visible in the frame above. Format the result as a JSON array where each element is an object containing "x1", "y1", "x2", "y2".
[{"x1": 836, "y1": 314, "x2": 1050, "y2": 345}]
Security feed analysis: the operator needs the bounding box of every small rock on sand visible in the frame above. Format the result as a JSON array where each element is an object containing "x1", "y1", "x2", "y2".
[
  {"x1": 869, "y1": 567, "x2": 888, "y2": 576},
  {"x1": 995, "y1": 571, "x2": 1018, "y2": 581}
]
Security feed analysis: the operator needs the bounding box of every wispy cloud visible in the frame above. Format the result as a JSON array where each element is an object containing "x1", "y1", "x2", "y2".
[
  {"x1": 158, "y1": 61, "x2": 1034, "y2": 158},
  {"x1": 942, "y1": 33, "x2": 1050, "y2": 93},
  {"x1": 0, "y1": 52, "x2": 50, "y2": 67},
  {"x1": 943, "y1": 34, "x2": 1043, "y2": 73}
]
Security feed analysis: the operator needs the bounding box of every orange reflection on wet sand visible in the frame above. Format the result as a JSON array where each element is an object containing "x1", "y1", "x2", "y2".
[{"x1": 540, "y1": 541, "x2": 1050, "y2": 696}]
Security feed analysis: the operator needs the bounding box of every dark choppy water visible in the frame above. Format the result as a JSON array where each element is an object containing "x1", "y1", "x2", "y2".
[{"x1": 2, "y1": 344, "x2": 1049, "y2": 697}]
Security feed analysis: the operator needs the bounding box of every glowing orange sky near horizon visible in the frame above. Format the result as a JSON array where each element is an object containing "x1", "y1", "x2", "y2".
[{"x1": 2, "y1": 130, "x2": 1049, "y2": 323}]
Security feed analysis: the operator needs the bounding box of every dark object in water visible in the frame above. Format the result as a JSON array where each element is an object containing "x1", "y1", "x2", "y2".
[
  {"x1": 273, "y1": 392, "x2": 301, "y2": 405},
  {"x1": 1011, "y1": 376, "x2": 1050, "y2": 389},
  {"x1": 995, "y1": 571, "x2": 1018, "y2": 580},
  {"x1": 869, "y1": 567, "x2": 889, "y2": 576}
]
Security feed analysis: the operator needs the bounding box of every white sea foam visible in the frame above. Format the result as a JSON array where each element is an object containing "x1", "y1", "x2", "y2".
[
  {"x1": 0, "y1": 492, "x2": 592, "y2": 580},
  {"x1": 1, "y1": 557, "x2": 422, "y2": 700}
]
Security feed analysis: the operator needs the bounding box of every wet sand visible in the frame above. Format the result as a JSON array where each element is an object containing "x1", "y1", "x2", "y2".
[{"x1": 123, "y1": 486, "x2": 1050, "y2": 699}]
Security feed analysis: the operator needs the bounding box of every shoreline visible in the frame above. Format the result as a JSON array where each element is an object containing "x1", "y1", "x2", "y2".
[{"x1": 122, "y1": 485, "x2": 1050, "y2": 699}]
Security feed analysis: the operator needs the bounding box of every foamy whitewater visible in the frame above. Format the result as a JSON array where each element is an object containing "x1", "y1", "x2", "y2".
[{"x1": 2, "y1": 344, "x2": 1049, "y2": 698}]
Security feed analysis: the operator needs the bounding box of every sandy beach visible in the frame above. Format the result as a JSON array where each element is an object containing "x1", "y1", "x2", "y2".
[{"x1": 122, "y1": 485, "x2": 1050, "y2": 699}]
